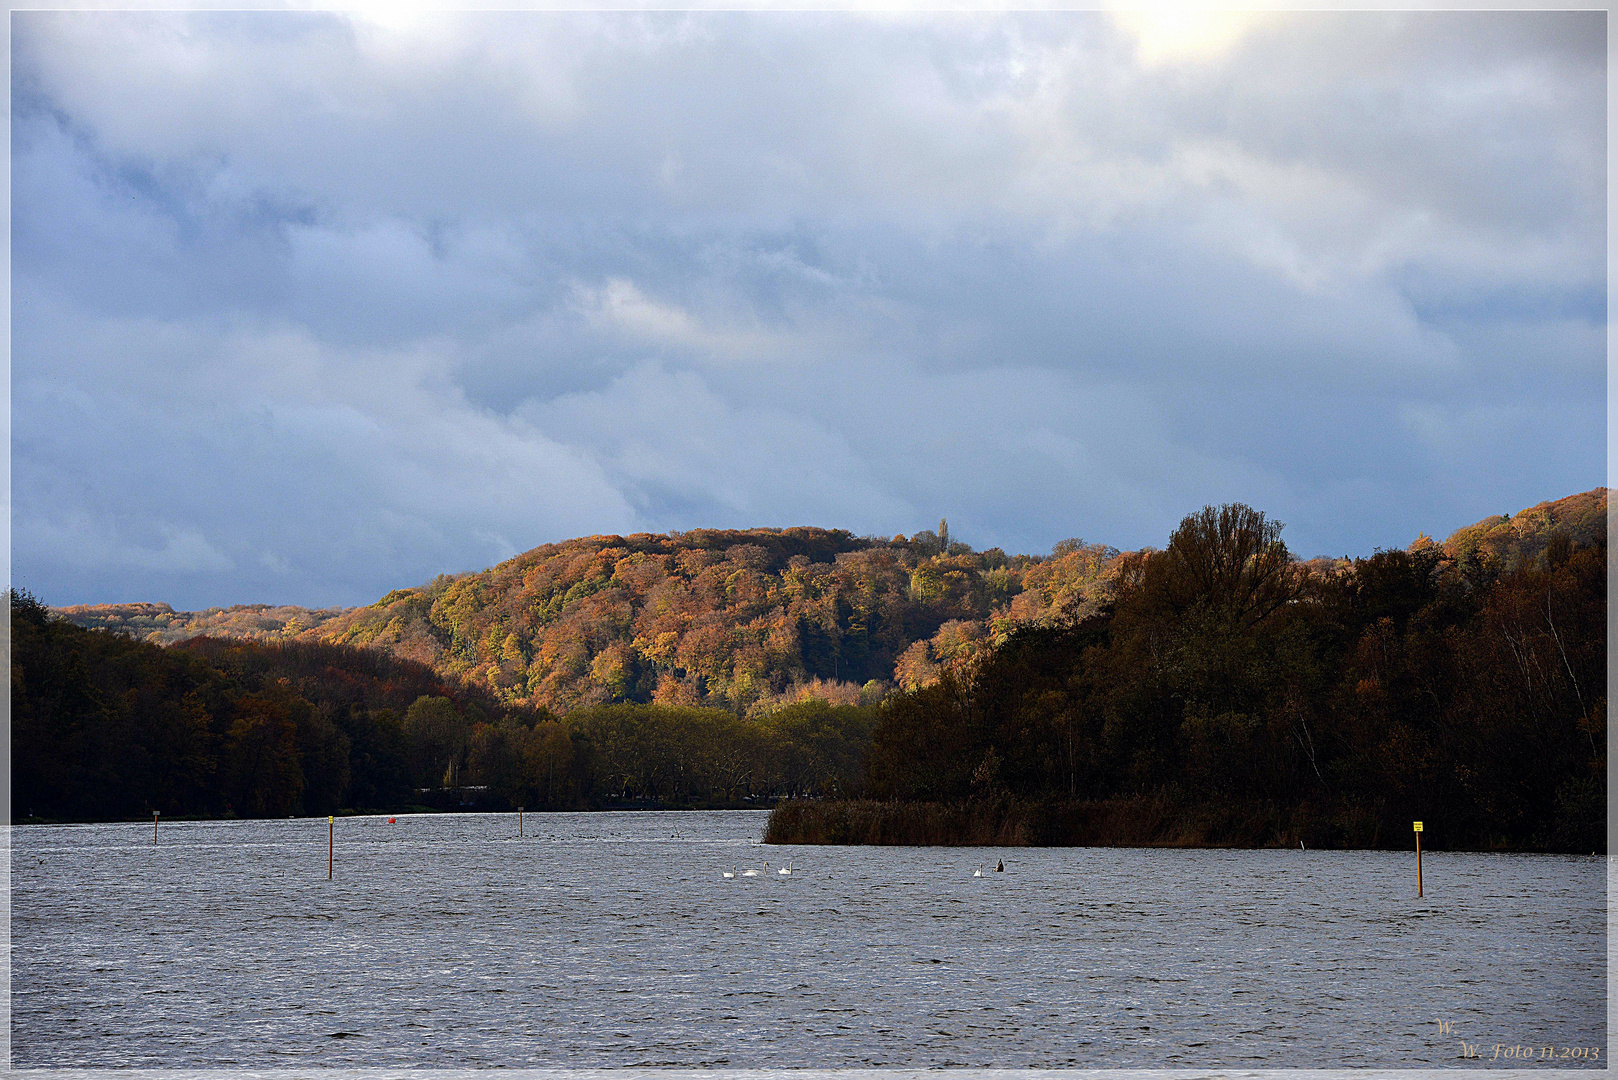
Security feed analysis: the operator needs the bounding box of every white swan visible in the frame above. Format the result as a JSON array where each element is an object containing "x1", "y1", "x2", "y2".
[
  {"x1": 722, "y1": 867, "x2": 735, "y2": 878},
  {"x1": 973, "y1": 865, "x2": 983, "y2": 877},
  {"x1": 778, "y1": 861, "x2": 794, "y2": 876},
  {"x1": 742, "y1": 863, "x2": 765, "y2": 877}
]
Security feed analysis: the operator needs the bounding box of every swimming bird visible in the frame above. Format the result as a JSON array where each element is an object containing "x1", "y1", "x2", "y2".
[
  {"x1": 995, "y1": 859, "x2": 1004, "y2": 872},
  {"x1": 722, "y1": 867, "x2": 735, "y2": 878},
  {"x1": 778, "y1": 861, "x2": 794, "y2": 876},
  {"x1": 973, "y1": 865, "x2": 983, "y2": 877},
  {"x1": 742, "y1": 863, "x2": 765, "y2": 877}
]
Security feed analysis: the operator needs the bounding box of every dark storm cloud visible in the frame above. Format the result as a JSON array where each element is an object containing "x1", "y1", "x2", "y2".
[{"x1": 11, "y1": 10, "x2": 1604, "y2": 607}]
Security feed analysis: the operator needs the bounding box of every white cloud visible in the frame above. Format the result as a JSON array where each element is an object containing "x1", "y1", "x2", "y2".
[
  {"x1": 568, "y1": 277, "x2": 793, "y2": 365},
  {"x1": 1110, "y1": 11, "x2": 1272, "y2": 69}
]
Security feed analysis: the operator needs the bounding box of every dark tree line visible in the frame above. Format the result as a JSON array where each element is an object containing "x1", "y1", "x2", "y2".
[
  {"x1": 13, "y1": 593, "x2": 525, "y2": 820},
  {"x1": 857, "y1": 505, "x2": 1605, "y2": 851},
  {"x1": 12, "y1": 590, "x2": 874, "y2": 821}
]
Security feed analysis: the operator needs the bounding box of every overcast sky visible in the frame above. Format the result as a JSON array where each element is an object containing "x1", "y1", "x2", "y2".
[{"x1": 12, "y1": 9, "x2": 1606, "y2": 610}]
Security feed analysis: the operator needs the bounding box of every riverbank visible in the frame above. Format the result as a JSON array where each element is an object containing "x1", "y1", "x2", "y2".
[
  {"x1": 762, "y1": 796, "x2": 1591, "y2": 850},
  {"x1": 763, "y1": 795, "x2": 1322, "y2": 848},
  {"x1": 13, "y1": 798, "x2": 780, "y2": 827}
]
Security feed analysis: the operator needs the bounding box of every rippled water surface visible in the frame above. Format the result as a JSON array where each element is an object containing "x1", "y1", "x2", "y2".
[{"x1": 11, "y1": 811, "x2": 1606, "y2": 1067}]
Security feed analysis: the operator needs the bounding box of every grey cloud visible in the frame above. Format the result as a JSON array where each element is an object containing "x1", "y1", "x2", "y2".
[
  {"x1": 14, "y1": 285, "x2": 638, "y2": 606},
  {"x1": 11, "y1": 10, "x2": 1604, "y2": 607}
]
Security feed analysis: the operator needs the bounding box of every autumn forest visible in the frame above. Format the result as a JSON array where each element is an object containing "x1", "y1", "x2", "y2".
[{"x1": 18, "y1": 489, "x2": 1606, "y2": 851}]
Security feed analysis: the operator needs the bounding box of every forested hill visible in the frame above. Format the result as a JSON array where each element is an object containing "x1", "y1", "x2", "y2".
[
  {"x1": 25, "y1": 489, "x2": 1606, "y2": 837},
  {"x1": 55, "y1": 490, "x2": 1606, "y2": 717},
  {"x1": 1418, "y1": 487, "x2": 1606, "y2": 569},
  {"x1": 306, "y1": 524, "x2": 1120, "y2": 715},
  {"x1": 51, "y1": 601, "x2": 354, "y2": 646}
]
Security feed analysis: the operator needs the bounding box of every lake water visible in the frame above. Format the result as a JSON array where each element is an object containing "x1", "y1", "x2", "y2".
[{"x1": 10, "y1": 811, "x2": 1607, "y2": 1068}]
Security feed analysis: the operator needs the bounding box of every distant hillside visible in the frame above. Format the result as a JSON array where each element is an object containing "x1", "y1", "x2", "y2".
[
  {"x1": 54, "y1": 601, "x2": 354, "y2": 645},
  {"x1": 308, "y1": 525, "x2": 1119, "y2": 715},
  {"x1": 1413, "y1": 488, "x2": 1607, "y2": 570},
  {"x1": 52, "y1": 489, "x2": 1606, "y2": 717}
]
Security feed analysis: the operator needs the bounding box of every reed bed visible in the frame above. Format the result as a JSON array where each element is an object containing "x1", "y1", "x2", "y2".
[{"x1": 765, "y1": 795, "x2": 1388, "y2": 848}]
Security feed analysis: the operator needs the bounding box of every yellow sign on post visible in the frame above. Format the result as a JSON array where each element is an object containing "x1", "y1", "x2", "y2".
[{"x1": 1413, "y1": 821, "x2": 1423, "y2": 896}]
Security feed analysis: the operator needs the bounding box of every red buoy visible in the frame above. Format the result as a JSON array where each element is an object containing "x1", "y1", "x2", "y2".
[{"x1": 388, "y1": 817, "x2": 396, "y2": 824}]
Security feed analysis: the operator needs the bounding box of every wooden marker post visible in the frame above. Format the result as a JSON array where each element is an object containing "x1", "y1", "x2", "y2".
[
  {"x1": 1413, "y1": 821, "x2": 1423, "y2": 897},
  {"x1": 328, "y1": 815, "x2": 334, "y2": 881},
  {"x1": 519, "y1": 807, "x2": 524, "y2": 837},
  {"x1": 153, "y1": 810, "x2": 159, "y2": 843}
]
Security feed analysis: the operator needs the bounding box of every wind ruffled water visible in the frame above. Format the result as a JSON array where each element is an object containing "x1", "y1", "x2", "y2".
[{"x1": 11, "y1": 811, "x2": 1606, "y2": 1068}]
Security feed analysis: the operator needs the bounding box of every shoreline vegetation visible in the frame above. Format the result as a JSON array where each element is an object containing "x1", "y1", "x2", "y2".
[
  {"x1": 15, "y1": 798, "x2": 782, "y2": 828},
  {"x1": 11, "y1": 793, "x2": 1591, "y2": 856},
  {"x1": 765, "y1": 796, "x2": 1469, "y2": 850},
  {"x1": 17, "y1": 491, "x2": 1605, "y2": 852}
]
